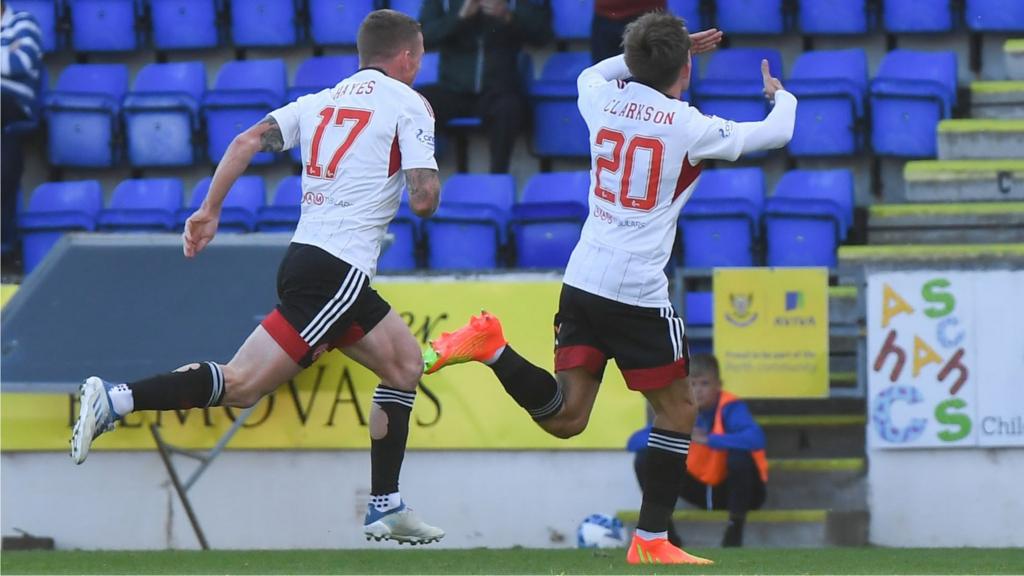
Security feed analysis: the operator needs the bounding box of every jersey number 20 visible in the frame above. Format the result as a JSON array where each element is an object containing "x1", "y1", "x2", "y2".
[
  {"x1": 593, "y1": 128, "x2": 664, "y2": 212},
  {"x1": 306, "y1": 107, "x2": 373, "y2": 180}
]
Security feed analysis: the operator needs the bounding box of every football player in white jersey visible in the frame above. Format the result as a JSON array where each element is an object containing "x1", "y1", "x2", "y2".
[
  {"x1": 71, "y1": 10, "x2": 445, "y2": 545},
  {"x1": 424, "y1": 11, "x2": 796, "y2": 564}
]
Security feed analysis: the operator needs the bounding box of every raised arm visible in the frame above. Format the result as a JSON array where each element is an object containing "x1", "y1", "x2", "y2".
[{"x1": 406, "y1": 168, "x2": 441, "y2": 218}]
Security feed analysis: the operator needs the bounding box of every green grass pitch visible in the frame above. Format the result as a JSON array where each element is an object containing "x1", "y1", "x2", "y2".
[{"x1": 3, "y1": 548, "x2": 1023, "y2": 575}]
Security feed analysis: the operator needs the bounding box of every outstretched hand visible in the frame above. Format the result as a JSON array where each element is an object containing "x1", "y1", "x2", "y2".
[
  {"x1": 689, "y1": 28, "x2": 724, "y2": 55},
  {"x1": 761, "y1": 59, "x2": 784, "y2": 100},
  {"x1": 182, "y1": 208, "x2": 220, "y2": 258}
]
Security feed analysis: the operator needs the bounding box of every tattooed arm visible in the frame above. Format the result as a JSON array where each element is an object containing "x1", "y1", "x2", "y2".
[
  {"x1": 405, "y1": 168, "x2": 441, "y2": 218},
  {"x1": 183, "y1": 116, "x2": 283, "y2": 258}
]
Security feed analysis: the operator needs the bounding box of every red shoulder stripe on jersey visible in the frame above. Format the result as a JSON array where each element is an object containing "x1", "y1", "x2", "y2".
[
  {"x1": 673, "y1": 153, "x2": 703, "y2": 201},
  {"x1": 388, "y1": 128, "x2": 401, "y2": 177},
  {"x1": 416, "y1": 91, "x2": 435, "y2": 118},
  {"x1": 616, "y1": 79, "x2": 626, "y2": 89}
]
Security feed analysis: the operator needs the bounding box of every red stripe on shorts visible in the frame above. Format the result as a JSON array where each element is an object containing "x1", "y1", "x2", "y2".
[
  {"x1": 262, "y1": 309, "x2": 309, "y2": 364},
  {"x1": 621, "y1": 358, "x2": 689, "y2": 391},
  {"x1": 555, "y1": 345, "x2": 607, "y2": 376}
]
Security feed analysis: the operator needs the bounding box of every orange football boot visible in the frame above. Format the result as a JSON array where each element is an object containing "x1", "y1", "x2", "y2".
[
  {"x1": 423, "y1": 311, "x2": 507, "y2": 375},
  {"x1": 626, "y1": 534, "x2": 714, "y2": 565}
]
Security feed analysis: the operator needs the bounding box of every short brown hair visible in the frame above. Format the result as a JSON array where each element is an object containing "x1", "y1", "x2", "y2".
[
  {"x1": 690, "y1": 354, "x2": 720, "y2": 379},
  {"x1": 622, "y1": 11, "x2": 692, "y2": 92},
  {"x1": 357, "y1": 9, "x2": 421, "y2": 64}
]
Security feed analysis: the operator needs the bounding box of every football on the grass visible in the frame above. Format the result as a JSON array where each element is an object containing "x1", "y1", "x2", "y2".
[{"x1": 576, "y1": 513, "x2": 626, "y2": 548}]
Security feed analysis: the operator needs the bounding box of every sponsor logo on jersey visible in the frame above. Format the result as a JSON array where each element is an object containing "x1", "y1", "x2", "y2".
[
  {"x1": 724, "y1": 293, "x2": 758, "y2": 327},
  {"x1": 416, "y1": 128, "x2": 435, "y2": 148}
]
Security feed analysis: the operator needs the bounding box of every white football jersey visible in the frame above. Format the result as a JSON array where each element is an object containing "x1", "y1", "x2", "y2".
[
  {"x1": 563, "y1": 59, "x2": 792, "y2": 308},
  {"x1": 270, "y1": 68, "x2": 437, "y2": 279}
]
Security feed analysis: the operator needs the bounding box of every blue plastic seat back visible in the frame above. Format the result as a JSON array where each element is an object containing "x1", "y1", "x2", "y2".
[
  {"x1": 685, "y1": 291, "x2": 713, "y2": 327},
  {"x1": 231, "y1": 0, "x2": 300, "y2": 47},
  {"x1": 514, "y1": 172, "x2": 590, "y2": 269},
  {"x1": 99, "y1": 178, "x2": 183, "y2": 231},
  {"x1": 680, "y1": 216, "x2": 755, "y2": 267},
  {"x1": 716, "y1": 0, "x2": 785, "y2": 34},
  {"x1": 800, "y1": 0, "x2": 871, "y2": 34},
  {"x1": 966, "y1": 0, "x2": 1024, "y2": 31},
  {"x1": 15, "y1": 0, "x2": 60, "y2": 52},
  {"x1": 131, "y1": 61, "x2": 206, "y2": 109},
  {"x1": 21, "y1": 180, "x2": 104, "y2": 273},
  {"x1": 667, "y1": 0, "x2": 702, "y2": 30},
  {"x1": 46, "y1": 64, "x2": 129, "y2": 167},
  {"x1": 426, "y1": 175, "x2": 515, "y2": 270},
  {"x1": 875, "y1": 50, "x2": 958, "y2": 98},
  {"x1": 150, "y1": 0, "x2": 219, "y2": 49},
  {"x1": 789, "y1": 48, "x2": 868, "y2": 106},
  {"x1": 205, "y1": 59, "x2": 286, "y2": 164},
  {"x1": 686, "y1": 167, "x2": 764, "y2": 223},
  {"x1": 309, "y1": 0, "x2": 374, "y2": 45},
  {"x1": 884, "y1": 0, "x2": 954, "y2": 32},
  {"x1": 871, "y1": 50, "x2": 957, "y2": 156},
  {"x1": 414, "y1": 52, "x2": 439, "y2": 88},
  {"x1": 773, "y1": 169, "x2": 853, "y2": 239},
  {"x1": 380, "y1": 201, "x2": 419, "y2": 271},
  {"x1": 552, "y1": 0, "x2": 593, "y2": 41},
  {"x1": 697, "y1": 48, "x2": 783, "y2": 120},
  {"x1": 520, "y1": 171, "x2": 590, "y2": 206},
  {"x1": 786, "y1": 49, "x2": 868, "y2": 156},
  {"x1": 290, "y1": 55, "x2": 360, "y2": 98},
  {"x1": 539, "y1": 51, "x2": 591, "y2": 85},
  {"x1": 124, "y1": 62, "x2": 205, "y2": 167},
  {"x1": 389, "y1": 0, "x2": 422, "y2": 17},
  {"x1": 184, "y1": 176, "x2": 265, "y2": 232},
  {"x1": 764, "y1": 207, "x2": 839, "y2": 268},
  {"x1": 26, "y1": 180, "x2": 104, "y2": 216},
  {"x1": 70, "y1": 0, "x2": 139, "y2": 51},
  {"x1": 211, "y1": 58, "x2": 287, "y2": 100},
  {"x1": 53, "y1": 63, "x2": 130, "y2": 106},
  {"x1": 257, "y1": 176, "x2": 301, "y2": 232},
  {"x1": 531, "y1": 52, "x2": 592, "y2": 158},
  {"x1": 703, "y1": 48, "x2": 784, "y2": 84},
  {"x1": 442, "y1": 174, "x2": 516, "y2": 214}
]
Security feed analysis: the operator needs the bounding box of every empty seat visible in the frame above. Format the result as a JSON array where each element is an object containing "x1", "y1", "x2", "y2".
[
  {"x1": 379, "y1": 194, "x2": 420, "y2": 272},
  {"x1": 290, "y1": 55, "x2": 360, "y2": 100},
  {"x1": 180, "y1": 176, "x2": 266, "y2": 232},
  {"x1": 150, "y1": 0, "x2": 219, "y2": 50},
  {"x1": 667, "y1": 0, "x2": 702, "y2": 31},
  {"x1": 685, "y1": 291, "x2": 713, "y2": 326},
  {"x1": 771, "y1": 169, "x2": 854, "y2": 240},
  {"x1": 257, "y1": 176, "x2": 301, "y2": 232},
  {"x1": 679, "y1": 167, "x2": 764, "y2": 268},
  {"x1": 425, "y1": 174, "x2": 515, "y2": 270},
  {"x1": 716, "y1": 0, "x2": 785, "y2": 34},
  {"x1": 551, "y1": 0, "x2": 593, "y2": 41},
  {"x1": 69, "y1": 0, "x2": 139, "y2": 51},
  {"x1": 764, "y1": 170, "x2": 852, "y2": 268},
  {"x1": 203, "y1": 59, "x2": 287, "y2": 165},
  {"x1": 44, "y1": 63, "x2": 129, "y2": 167},
  {"x1": 309, "y1": 0, "x2": 374, "y2": 45},
  {"x1": 512, "y1": 171, "x2": 590, "y2": 268},
  {"x1": 15, "y1": 0, "x2": 60, "y2": 52},
  {"x1": 800, "y1": 0, "x2": 872, "y2": 34},
  {"x1": 231, "y1": 0, "x2": 300, "y2": 47},
  {"x1": 19, "y1": 180, "x2": 103, "y2": 274},
  {"x1": 123, "y1": 61, "x2": 206, "y2": 167},
  {"x1": 531, "y1": 51, "x2": 591, "y2": 159},
  {"x1": 695, "y1": 48, "x2": 783, "y2": 123},
  {"x1": 870, "y1": 50, "x2": 957, "y2": 157},
  {"x1": 883, "y1": 0, "x2": 955, "y2": 33},
  {"x1": 389, "y1": 0, "x2": 422, "y2": 18},
  {"x1": 966, "y1": 0, "x2": 1024, "y2": 31},
  {"x1": 786, "y1": 49, "x2": 868, "y2": 156},
  {"x1": 98, "y1": 178, "x2": 184, "y2": 231}
]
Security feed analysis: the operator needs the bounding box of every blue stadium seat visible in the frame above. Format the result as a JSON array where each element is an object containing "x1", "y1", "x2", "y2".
[
  {"x1": 414, "y1": 51, "x2": 439, "y2": 88},
  {"x1": 679, "y1": 167, "x2": 764, "y2": 268},
  {"x1": 685, "y1": 291, "x2": 713, "y2": 327},
  {"x1": 379, "y1": 195, "x2": 420, "y2": 272},
  {"x1": 97, "y1": 178, "x2": 183, "y2": 231},
  {"x1": 203, "y1": 59, "x2": 286, "y2": 165},
  {"x1": 772, "y1": 169, "x2": 853, "y2": 240},
  {"x1": 512, "y1": 171, "x2": 590, "y2": 268},
  {"x1": 15, "y1": 0, "x2": 60, "y2": 52},
  {"x1": 231, "y1": 0, "x2": 300, "y2": 47},
  {"x1": 800, "y1": 0, "x2": 872, "y2": 34},
  {"x1": 716, "y1": 0, "x2": 785, "y2": 34},
  {"x1": 551, "y1": 0, "x2": 593, "y2": 42},
  {"x1": 870, "y1": 49, "x2": 957, "y2": 157},
  {"x1": 44, "y1": 63, "x2": 129, "y2": 167},
  {"x1": 69, "y1": 0, "x2": 139, "y2": 52},
  {"x1": 667, "y1": 0, "x2": 702, "y2": 31},
  {"x1": 764, "y1": 198, "x2": 840, "y2": 268},
  {"x1": 179, "y1": 176, "x2": 266, "y2": 232},
  {"x1": 966, "y1": 0, "x2": 1024, "y2": 31},
  {"x1": 389, "y1": 0, "x2": 422, "y2": 18},
  {"x1": 425, "y1": 174, "x2": 515, "y2": 270},
  {"x1": 123, "y1": 61, "x2": 206, "y2": 167},
  {"x1": 287, "y1": 55, "x2": 360, "y2": 164},
  {"x1": 786, "y1": 49, "x2": 868, "y2": 157},
  {"x1": 695, "y1": 48, "x2": 783, "y2": 124},
  {"x1": 308, "y1": 0, "x2": 374, "y2": 45},
  {"x1": 883, "y1": 0, "x2": 955, "y2": 33},
  {"x1": 257, "y1": 176, "x2": 301, "y2": 232},
  {"x1": 19, "y1": 180, "x2": 103, "y2": 274},
  {"x1": 150, "y1": 0, "x2": 219, "y2": 50},
  {"x1": 531, "y1": 51, "x2": 591, "y2": 159}
]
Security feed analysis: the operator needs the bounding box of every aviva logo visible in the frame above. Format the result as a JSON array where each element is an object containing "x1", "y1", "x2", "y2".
[{"x1": 785, "y1": 291, "x2": 805, "y2": 311}]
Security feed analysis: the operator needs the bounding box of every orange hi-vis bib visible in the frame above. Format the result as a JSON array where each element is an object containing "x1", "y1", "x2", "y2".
[{"x1": 686, "y1": 391, "x2": 769, "y2": 486}]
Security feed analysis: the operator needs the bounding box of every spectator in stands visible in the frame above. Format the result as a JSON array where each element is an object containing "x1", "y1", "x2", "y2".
[
  {"x1": 419, "y1": 0, "x2": 552, "y2": 173},
  {"x1": 591, "y1": 0, "x2": 665, "y2": 62},
  {"x1": 628, "y1": 354, "x2": 768, "y2": 547},
  {"x1": 1, "y1": 0, "x2": 43, "y2": 268}
]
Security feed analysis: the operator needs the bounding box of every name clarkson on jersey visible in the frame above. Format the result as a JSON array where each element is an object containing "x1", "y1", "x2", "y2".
[{"x1": 603, "y1": 99, "x2": 676, "y2": 125}]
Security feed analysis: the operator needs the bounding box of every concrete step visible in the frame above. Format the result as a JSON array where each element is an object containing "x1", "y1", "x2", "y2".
[
  {"x1": 828, "y1": 285, "x2": 858, "y2": 325},
  {"x1": 937, "y1": 119, "x2": 1024, "y2": 160},
  {"x1": 766, "y1": 458, "x2": 867, "y2": 511},
  {"x1": 616, "y1": 509, "x2": 869, "y2": 548},
  {"x1": 759, "y1": 414, "x2": 867, "y2": 458},
  {"x1": 970, "y1": 81, "x2": 1024, "y2": 119},
  {"x1": 867, "y1": 201, "x2": 1024, "y2": 244},
  {"x1": 1006, "y1": 39, "x2": 1024, "y2": 82},
  {"x1": 838, "y1": 243, "x2": 1024, "y2": 268},
  {"x1": 903, "y1": 159, "x2": 1024, "y2": 202}
]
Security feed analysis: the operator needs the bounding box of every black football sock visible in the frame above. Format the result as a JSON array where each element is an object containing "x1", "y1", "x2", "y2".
[
  {"x1": 489, "y1": 345, "x2": 563, "y2": 421},
  {"x1": 370, "y1": 385, "x2": 415, "y2": 497},
  {"x1": 128, "y1": 362, "x2": 225, "y2": 411},
  {"x1": 637, "y1": 428, "x2": 691, "y2": 535},
  {"x1": 723, "y1": 516, "x2": 745, "y2": 547}
]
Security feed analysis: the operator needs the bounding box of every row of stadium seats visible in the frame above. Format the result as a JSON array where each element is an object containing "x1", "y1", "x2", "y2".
[
  {"x1": 17, "y1": 0, "x2": 1024, "y2": 53},
  {"x1": 40, "y1": 47, "x2": 958, "y2": 169},
  {"x1": 17, "y1": 168, "x2": 853, "y2": 274}
]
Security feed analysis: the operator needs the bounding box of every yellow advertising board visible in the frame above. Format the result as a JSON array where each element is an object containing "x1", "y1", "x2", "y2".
[
  {"x1": 1, "y1": 280, "x2": 645, "y2": 451},
  {"x1": 712, "y1": 268, "x2": 829, "y2": 398}
]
